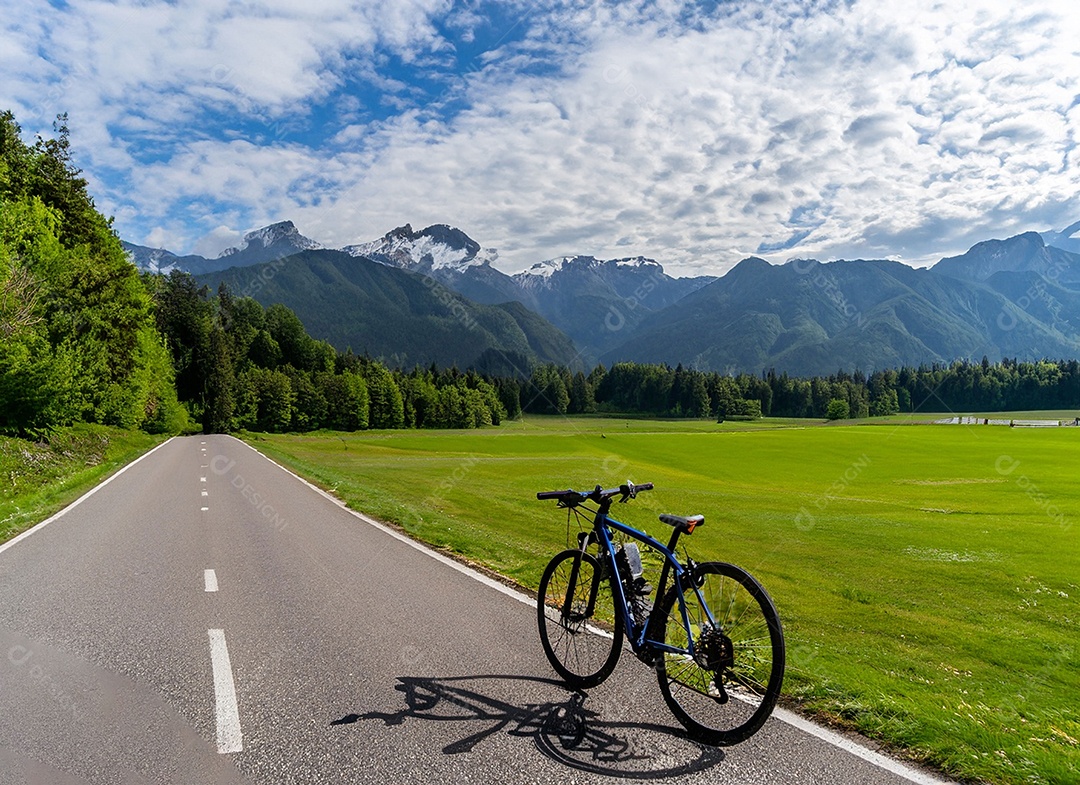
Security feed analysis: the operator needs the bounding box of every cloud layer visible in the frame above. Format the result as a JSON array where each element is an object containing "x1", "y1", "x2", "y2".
[{"x1": 4, "y1": 0, "x2": 1079, "y2": 274}]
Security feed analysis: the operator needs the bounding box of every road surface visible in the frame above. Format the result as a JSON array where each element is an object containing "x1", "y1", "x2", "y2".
[{"x1": 0, "y1": 435, "x2": 951, "y2": 784}]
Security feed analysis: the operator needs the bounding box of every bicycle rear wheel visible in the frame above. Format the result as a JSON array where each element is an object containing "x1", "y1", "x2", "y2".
[
  {"x1": 537, "y1": 549, "x2": 623, "y2": 689},
  {"x1": 654, "y1": 561, "x2": 784, "y2": 745}
]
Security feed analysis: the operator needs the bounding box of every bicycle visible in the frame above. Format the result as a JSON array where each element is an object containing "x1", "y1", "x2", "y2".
[{"x1": 535, "y1": 481, "x2": 785, "y2": 745}]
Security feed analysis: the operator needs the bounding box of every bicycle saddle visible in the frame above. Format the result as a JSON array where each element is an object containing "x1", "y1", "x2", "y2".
[{"x1": 658, "y1": 514, "x2": 705, "y2": 534}]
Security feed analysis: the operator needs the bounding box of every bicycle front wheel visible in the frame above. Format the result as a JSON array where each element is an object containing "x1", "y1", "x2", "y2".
[
  {"x1": 537, "y1": 549, "x2": 623, "y2": 689},
  {"x1": 654, "y1": 561, "x2": 784, "y2": 745}
]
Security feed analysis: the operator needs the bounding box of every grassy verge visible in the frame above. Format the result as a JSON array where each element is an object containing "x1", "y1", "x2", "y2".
[
  {"x1": 0, "y1": 424, "x2": 167, "y2": 545},
  {"x1": 248, "y1": 414, "x2": 1078, "y2": 785}
]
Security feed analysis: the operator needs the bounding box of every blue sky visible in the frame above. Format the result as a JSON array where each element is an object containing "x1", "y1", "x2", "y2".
[{"x1": 3, "y1": 0, "x2": 1079, "y2": 274}]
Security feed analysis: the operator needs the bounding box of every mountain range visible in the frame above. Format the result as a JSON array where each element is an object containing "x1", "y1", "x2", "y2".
[
  {"x1": 126, "y1": 221, "x2": 1080, "y2": 377},
  {"x1": 602, "y1": 238, "x2": 1080, "y2": 376},
  {"x1": 123, "y1": 221, "x2": 322, "y2": 276},
  {"x1": 195, "y1": 250, "x2": 579, "y2": 373}
]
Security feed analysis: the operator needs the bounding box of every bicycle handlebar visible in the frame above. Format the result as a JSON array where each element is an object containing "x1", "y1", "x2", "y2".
[{"x1": 536, "y1": 482, "x2": 653, "y2": 506}]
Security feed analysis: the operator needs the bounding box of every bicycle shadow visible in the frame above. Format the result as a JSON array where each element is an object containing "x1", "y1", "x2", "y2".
[{"x1": 333, "y1": 674, "x2": 724, "y2": 779}]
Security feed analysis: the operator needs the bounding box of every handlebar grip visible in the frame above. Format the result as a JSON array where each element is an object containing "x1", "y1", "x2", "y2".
[
  {"x1": 537, "y1": 489, "x2": 573, "y2": 500},
  {"x1": 635, "y1": 482, "x2": 654, "y2": 492}
]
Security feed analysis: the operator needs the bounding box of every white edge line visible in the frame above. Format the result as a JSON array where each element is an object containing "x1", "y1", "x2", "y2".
[
  {"x1": 204, "y1": 569, "x2": 218, "y2": 592},
  {"x1": 208, "y1": 628, "x2": 243, "y2": 754},
  {"x1": 772, "y1": 707, "x2": 952, "y2": 784},
  {"x1": 232, "y1": 436, "x2": 527, "y2": 606},
  {"x1": 233, "y1": 435, "x2": 954, "y2": 785},
  {"x1": 0, "y1": 437, "x2": 176, "y2": 558}
]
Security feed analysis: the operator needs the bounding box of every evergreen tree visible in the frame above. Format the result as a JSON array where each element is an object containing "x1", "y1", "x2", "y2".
[
  {"x1": 366, "y1": 363, "x2": 405, "y2": 428},
  {"x1": 202, "y1": 326, "x2": 235, "y2": 433},
  {"x1": 569, "y1": 371, "x2": 596, "y2": 414}
]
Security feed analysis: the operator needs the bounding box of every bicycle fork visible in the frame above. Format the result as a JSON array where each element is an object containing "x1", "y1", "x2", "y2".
[{"x1": 560, "y1": 533, "x2": 602, "y2": 620}]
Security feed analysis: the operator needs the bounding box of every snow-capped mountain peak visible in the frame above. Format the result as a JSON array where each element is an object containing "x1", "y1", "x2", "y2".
[
  {"x1": 512, "y1": 255, "x2": 667, "y2": 290},
  {"x1": 218, "y1": 220, "x2": 322, "y2": 258},
  {"x1": 518, "y1": 256, "x2": 596, "y2": 279},
  {"x1": 343, "y1": 223, "x2": 496, "y2": 272},
  {"x1": 121, "y1": 243, "x2": 182, "y2": 274},
  {"x1": 612, "y1": 255, "x2": 663, "y2": 270}
]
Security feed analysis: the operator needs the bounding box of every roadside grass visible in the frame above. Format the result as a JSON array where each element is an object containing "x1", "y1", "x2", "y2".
[
  {"x1": 249, "y1": 415, "x2": 1079, "y2": 785},
  {"x1": 0, "y1": 424, "x2": 166, "y2": 545}
]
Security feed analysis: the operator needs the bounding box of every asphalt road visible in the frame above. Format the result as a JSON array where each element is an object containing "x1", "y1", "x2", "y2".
[{"x1": 0, "y1": 435, "x2": 952, "y2": 784}]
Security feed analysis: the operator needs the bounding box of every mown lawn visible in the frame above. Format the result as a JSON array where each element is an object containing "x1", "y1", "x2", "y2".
[{"x1": 250, "y1": 415, "x2": 1078, "y2": 785}]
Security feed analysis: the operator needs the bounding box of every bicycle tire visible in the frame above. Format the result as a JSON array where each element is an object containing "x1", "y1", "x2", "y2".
[
  {"x1": 537, "y1": 549, "x2": 623, "y2": 689},
  {"x1": 653, "y1": 561, "x2": 784, "y2": 745}
]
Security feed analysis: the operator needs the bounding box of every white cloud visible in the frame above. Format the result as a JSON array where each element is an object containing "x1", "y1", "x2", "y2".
[
  {"x1": 284, "y1": 0, "x2": 1080, "y2": 273},
  {"x1": 192, "y1": 225, "x2": 246, "y2": 258},
  {"x1": 4, "y1": 0, "x2": 1080, "y2": 275}
]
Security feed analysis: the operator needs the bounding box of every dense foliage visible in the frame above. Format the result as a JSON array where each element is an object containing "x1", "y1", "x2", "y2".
[
  {"x1": 151, "y1": 272, "x2": 510, "y2": 433},
  {"x1": 517, "y1": 359, "x2": 1080, "y2": 419},
  {"x1": 0, "y1": 111, "x2": 184, "y2": 435}
]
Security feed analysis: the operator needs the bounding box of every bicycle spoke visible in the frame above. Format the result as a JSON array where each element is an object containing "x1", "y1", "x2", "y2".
[
  {"x1": 537, "y1": 550, "x2": 623, "y2": 689},
  {"x1": 655, "y1": 562, "x2": 784, "y2": 745}
]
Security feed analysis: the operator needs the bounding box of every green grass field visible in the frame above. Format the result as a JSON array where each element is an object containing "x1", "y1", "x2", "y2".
[{"x1": 250, "y1": 415, "x2": 1079, "y2": 784}]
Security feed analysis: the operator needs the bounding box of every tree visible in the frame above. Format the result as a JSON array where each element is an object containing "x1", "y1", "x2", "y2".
[
  {"x1": 0, "y1": 110, "x2": 183, "y2": 434},
  {"x1": 719, "y1": 398, "x2": 761, "y2": 419},
  {"x1": 494, "y1": 376, "x2": 521, "y2": 419},
  {"x1": 152, "y1": 270, "x2": 213, "y2": 403},
  {"x1": 870, "y1": 388, "x2": 900, "y2": 417},
  {"x1": 283, "y1": 366, "x2": 326, "y2": 431},
  {"x1": 244, "y1": 367, "x2": 294, "y2": 432},
  {"x1": 365, "y1": 363, "x2": 405, "y2": 428},
  {"x1": 202, "y1": 326, "x2": 235, "y2": 433},
  {"x1": 318, "y1": 371, "x2": 368, "y2": 431},
  {"x1": 526, "y1": 365, "x2": 569, "y2": 415},
  {"x1": 826, "y1": 398, "x2": 850, "y2": 420},
  {"x1": 569, "y1": 371, "x2": 596, "y2": 414}
]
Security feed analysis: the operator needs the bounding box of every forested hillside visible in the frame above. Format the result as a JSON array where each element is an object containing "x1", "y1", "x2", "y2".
[
  {"x1": 0, "y1": 111, "x2": 511, "y2": 437},
  {"x1": 195, "y1": 251, "x2": 580, "y2": 371},
  {"x1": 153, "y1": 271, "x2": 513, "y2": 432}
]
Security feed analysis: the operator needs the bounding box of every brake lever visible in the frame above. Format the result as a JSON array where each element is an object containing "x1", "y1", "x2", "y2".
[{"x1": 618, "y1": 481, "x2": 637, "y2": 502}]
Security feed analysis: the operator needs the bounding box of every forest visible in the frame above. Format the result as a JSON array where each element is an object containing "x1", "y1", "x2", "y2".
[
  {"x1": 3, "y1": 110, "x2": 1079, "y2": 438},
  {"x1": 522, "y1": 357, "x2": 1080, "y2": 420}
]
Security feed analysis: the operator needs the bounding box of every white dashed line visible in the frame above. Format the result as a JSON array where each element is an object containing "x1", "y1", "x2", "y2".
[
  {"x1": 201, "y1": 507, "x2": 209, "y2": 511},
  {"x1": 200, "y1": 476, "x2": 207, "y2": 482},
  {"x1": 202, "y1": 490, "x2": 209, "y2": 497},
  {"x1": 208, "y1": 629, "x2": 242, "y2": 753},
  {"x1": 204, "y1": 569, "x2": 218, "y2": 592}
]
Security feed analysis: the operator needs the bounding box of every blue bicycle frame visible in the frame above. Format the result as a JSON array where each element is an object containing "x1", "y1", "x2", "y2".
[{"x1": 588, "y1": 505, "x2": 717, "y2": 663}]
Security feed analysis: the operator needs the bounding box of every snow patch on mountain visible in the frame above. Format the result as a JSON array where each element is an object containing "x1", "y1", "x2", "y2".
[
  {"x1": 344, "y1": 224, "x2": 496, "y2": 272},
  {"x1": 517, "y1": 256, "x2": 585, "y2": 279},
  {"x1": 122, "y1": 242, "x2": 181, "y2": 273},
  {"x1": 217, "y1": 220, "x2": 322, "y2": 258},
  {"x1": 514, "y1": 254, "x2": 666, "y2": 288},
  {"x1": 613, "y1": 256, "x2": 663, "y2": 269}
]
